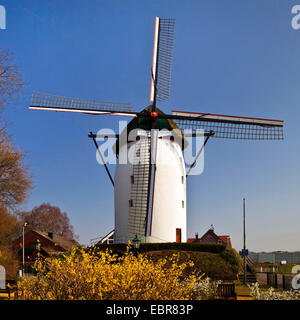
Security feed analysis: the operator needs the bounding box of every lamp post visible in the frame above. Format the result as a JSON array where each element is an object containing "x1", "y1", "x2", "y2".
[
  {"x1": 35, "y1": 239, "x2": 41, "y2": 252},
  {"x1": 35, "y1": 239, "x2": 41, "y2": 271},
  {"x1": 242, "y1": 198, "x2": 247, "y2": 285},
  {"x1": 132, "y1": 234, "x2": 141, "y2": 249},
  {"x1": 22, "y1": 222, "x2": 29, "y2": 276}
]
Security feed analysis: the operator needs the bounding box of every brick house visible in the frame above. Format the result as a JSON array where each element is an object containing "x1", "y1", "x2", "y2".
[
  {"x1": 12, "y1": 230, "x2": 79, "y2": 266},
  {"x1": 187, "y1": 226, "x2": 232, "y2": 248}
]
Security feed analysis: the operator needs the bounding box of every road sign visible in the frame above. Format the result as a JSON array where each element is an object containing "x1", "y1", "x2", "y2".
[{"x1": 242, "y1": 249, "x2": 248, "y2": 257}]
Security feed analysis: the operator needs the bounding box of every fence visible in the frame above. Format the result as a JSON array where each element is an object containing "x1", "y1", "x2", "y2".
[
  {"x1": 266, "y1": 273, "x2": 295, "y2": 290},
  {"x1": 0, "y1": 280, "x2": 17, "y2": 299}
]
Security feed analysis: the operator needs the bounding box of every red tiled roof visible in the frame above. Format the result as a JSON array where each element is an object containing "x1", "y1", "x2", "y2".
[
  {"x1": 187, "y1": 231, "x2": 232, "y2": 248},
  {"x1": 187, "y1": 238, "x2": 197, "y2": 243},
  {"x1": 218, "y1": 235, "x2": 232, "y2": 248}
]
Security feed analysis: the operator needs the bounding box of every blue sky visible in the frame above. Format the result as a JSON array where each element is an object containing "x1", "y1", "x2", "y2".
[{"x1": 1, "y1": 0, "x2": 299, "y2": 251}]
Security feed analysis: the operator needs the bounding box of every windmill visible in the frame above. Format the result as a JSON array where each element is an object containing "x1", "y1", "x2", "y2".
[{"x1": 29, "y1": 17, "x2": 284, "y2": 244}]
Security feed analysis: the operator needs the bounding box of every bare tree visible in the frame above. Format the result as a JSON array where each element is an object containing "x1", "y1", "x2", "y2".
[
  {"x1": 0, "y1": 48, "x2": 24, "y2": 109},
  {"x1": 0, "y1": 48, "x2": 29, "y2": 279},
  {"x1": 19, "y1": 203, "x2": 78, "y2": 241}
]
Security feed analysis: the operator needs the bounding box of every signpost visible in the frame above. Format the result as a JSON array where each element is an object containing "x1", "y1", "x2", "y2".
[{"x1": 243, "y1": 198, "x2": 247, "y2": 285}]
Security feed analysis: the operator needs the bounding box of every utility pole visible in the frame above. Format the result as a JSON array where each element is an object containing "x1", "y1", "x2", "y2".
[{"x1": 243, "y1": 198, "x2": 247, "y2": 285}]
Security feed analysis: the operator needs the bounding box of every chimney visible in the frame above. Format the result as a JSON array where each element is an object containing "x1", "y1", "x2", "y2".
[
  {"x1": 48, "y1": 232, "x2": 53, "y2": 239},
  {"x1": 195, "y1": 232, "x2": 198, "y2": 239}
]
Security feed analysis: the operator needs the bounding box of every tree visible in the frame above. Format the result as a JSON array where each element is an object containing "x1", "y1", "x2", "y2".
[
  {"x1": 19, "y1": 203, "x2": 77, "y2": 241},
  {"x1": 0, "y1": 133, "x2": 32, "y2": 209},
  {"x1": 0, "y1": 206, "x2": 20, "y2": 245},
  {"x1": 0, "y1": 48, "x2": 31, "y2": 208},
  {"x1": 0, "y1": 206, "x2": 21, "y2": 279},
  {"x1": 0, "y1": 48, "x2": 31, "y2": 279},
  {"x1": 0, "y1": 48, "x2": 24, "y2": 109}
]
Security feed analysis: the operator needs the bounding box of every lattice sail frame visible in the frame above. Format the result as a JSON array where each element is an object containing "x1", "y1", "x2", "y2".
[
  {"x1": 172, "y1": 111, "x2": 284, "y2": 140},
  {"x1": 30, "y1": 92, "x2": 136, "y2": 116},
  {"x1": 128, "y1": 135, "x2": 151, "y2": 237},
  {"x1": 150, "y1": 17, "x2": 176, "y2": 102}
]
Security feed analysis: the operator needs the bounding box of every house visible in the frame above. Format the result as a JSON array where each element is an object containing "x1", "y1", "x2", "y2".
[
  {"x1": 187, "y1": 226, "x2": 232, "y2": 248},
  {"x1": 96, "y1": 230, "x2": 114, "y2": 245},
  {"x1": 12, "y1": 229, "x2": 79, "y2": 264}
]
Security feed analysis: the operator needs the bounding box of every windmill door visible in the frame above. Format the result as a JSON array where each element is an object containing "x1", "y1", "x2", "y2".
[{"x1": 176, "y1": 228, "x2": 182, "y2": 243}]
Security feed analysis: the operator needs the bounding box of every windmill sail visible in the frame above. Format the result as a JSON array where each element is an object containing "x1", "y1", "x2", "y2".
[
  {"x1": 30, "y1": 92, "x2": 137, "y2": 117},
  {"x1": 150, "y1": 17, "x2": 176, "y2": 103},
  {"x1": 171, "y1": 111, "x2": 284, "y2": 140},
  {"x1": 128, "y1": 135, "x2": 151, "y2": 237}
]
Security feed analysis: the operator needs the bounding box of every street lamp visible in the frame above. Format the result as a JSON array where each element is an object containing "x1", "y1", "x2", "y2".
[
  {"x1": 132, "y1": 234, "x2": 141, "y2": 249},
  {"x1": 35, "y1": 239, "x2": 41, "y2": 252},
  {"x1": 22, "y1": 222, "x2": 29, "y2": 276}
]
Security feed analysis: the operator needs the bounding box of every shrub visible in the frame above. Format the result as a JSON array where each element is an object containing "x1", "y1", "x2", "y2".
[
  {"x1": 0, "y1": 246, "x2": 18, "y2": 280},
  {"x1": 248, "y1": 282, "x2": 300, "y2": 300},
  {"x1": 139, "y1": 242, "x2": 227, "y2": 254},
  {"x1": 219, "y1": 248, "x2": 243, "y2": 275},
  {"x1": 146, "y1": 250, "x2": 237, "y2": 280},
  {"x1": 16, "y1": 247, "x2": 220, "y2": 300}
]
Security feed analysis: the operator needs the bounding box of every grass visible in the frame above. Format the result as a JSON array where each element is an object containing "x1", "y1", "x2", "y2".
[{"x1": 234, "y1": 283, "x2": 252, "y2": 296}]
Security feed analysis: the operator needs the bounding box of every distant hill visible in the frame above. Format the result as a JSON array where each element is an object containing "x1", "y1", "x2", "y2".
[{"x1": 249, "y1": 251, "x2": 300, "y2": 264}]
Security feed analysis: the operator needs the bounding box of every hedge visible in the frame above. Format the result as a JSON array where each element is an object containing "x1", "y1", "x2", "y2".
[
  {"x1": 93, "y1": 242, "x2": 227, "y2": 254},
  {"x1": 146, "y1": 250, "x2": 238, "y2": 280},
  {"x1": 138, "y1": 242, "x2": 227, "y2": 254}
]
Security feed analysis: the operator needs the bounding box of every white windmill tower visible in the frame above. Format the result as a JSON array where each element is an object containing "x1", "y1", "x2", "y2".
[{"x1": 29, "y1": 17, "x2": 284, "y2": 244}]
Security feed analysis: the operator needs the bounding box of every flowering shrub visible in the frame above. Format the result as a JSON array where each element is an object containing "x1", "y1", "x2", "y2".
[
  {"x1": 194, "y1": 277, "x2": 221, "y2": 300},
  {"x1": 248, "y1": 282, "x2": 300, "y2": 300},
  {"x1": 17, "y1": 246, "x2": 220, "y2": 300}
]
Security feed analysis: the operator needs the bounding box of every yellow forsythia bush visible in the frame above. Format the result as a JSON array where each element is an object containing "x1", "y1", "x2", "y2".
[{"x1": 17, "y1": 246, "x2": 219, "y2": 300}]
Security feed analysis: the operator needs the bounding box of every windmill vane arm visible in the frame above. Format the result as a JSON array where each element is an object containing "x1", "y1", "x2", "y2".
[
  {"x1": 29, "y1": 92, "x2": 137, "y2": 116},
  {"x1": 171, "y1": 110, "x2": 284, "y2": 126},
  {"x1": 154, "y1": 110, "x2": 284, "y2": 140},
  {"x1": 150, "y1": 17, "x2": 176, "y2": 106}
]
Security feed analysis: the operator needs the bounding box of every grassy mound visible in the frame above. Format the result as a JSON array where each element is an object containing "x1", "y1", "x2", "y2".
[
  {"x1": 93, "y1": 243, "x2": 243, "y2": 280},
  {"x1": 145, "y1": 249, "x2": 242, "y2": 281}
]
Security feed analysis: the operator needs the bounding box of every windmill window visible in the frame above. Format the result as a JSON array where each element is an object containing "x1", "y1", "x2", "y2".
[
  {"x1": 129, "y1": 199, "x2": 133, "y2": 207},
  {"x1": 131, "y1": 175, "x2": 134, "y2": 184},
  {"x1": 181, "y1": 176, "x2": 184, "y2": 184},
  {"x1": 182, "y1": 201, "x2": 184, "y2": 208}
]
